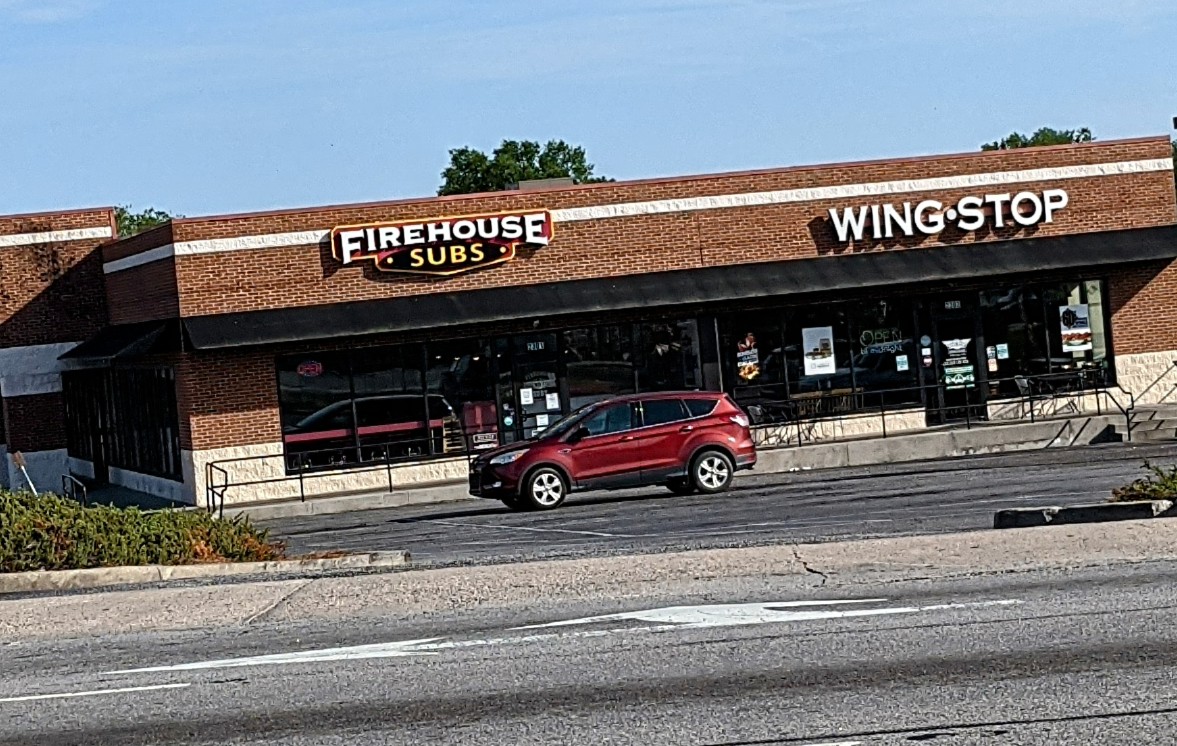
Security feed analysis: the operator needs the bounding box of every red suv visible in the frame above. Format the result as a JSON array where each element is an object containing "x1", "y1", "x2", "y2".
[{"x1": 468, "y1": 391, "x2": 757, "y2": 511}]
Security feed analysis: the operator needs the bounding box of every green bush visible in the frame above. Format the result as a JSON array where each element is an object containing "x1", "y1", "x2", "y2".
[
  {"x1": 1110, "y1": 461, "x2": 1177, "y2": 503},
  {"x1": 0, "y1": 490, "x2": 285, "y2": 573}
]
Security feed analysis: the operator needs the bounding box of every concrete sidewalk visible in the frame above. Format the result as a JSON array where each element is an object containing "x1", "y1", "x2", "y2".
[{"x1": 228, "y1": 412, "x2": 1129, "y2": 521}]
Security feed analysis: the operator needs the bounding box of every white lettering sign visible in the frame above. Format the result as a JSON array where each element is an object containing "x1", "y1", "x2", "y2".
[{"x1": 828, "y1": 189, "x2": 1069, "y2": 243}]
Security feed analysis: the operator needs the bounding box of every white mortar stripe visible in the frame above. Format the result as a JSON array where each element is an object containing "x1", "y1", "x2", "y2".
[
  {"x1": 100, "y1": 157, "x2": 1173, "y2": 274},
  {"x1": 0, "y1": 683, "x2": 190, "y2": 704},
  {"x1": 0, "y1": 225, "x2": 112, "y2": 248}
]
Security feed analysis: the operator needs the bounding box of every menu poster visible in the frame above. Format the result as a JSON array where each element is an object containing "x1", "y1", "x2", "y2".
[
  {"x1": 545, "y1": 392, "x2": 560, "y2": 410},
  {"x1": 736, "y1": 332, "x2": 760, "y2": 381},
  {"x1": 519, "y1": 388, "x2": 534, "y2": 406},
  {"x1": 802, "y1": 326, "x2": 836, "y2": 376},
  {"x1": 1059, "y1": 304, "x2": 1093, "y2": 352}
]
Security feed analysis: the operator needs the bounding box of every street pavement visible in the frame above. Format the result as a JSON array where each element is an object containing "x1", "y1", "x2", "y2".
[
  {"x1": 4, "y1": 560, "x2": 1177, "y2": 744},
  {"x1": 265, "y1": 442, "x2": 1177, "y2": 566}
]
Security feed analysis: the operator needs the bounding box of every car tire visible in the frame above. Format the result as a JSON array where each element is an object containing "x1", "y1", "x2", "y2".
[
  {"x1": 666, "y1": 478, "x2": 695, "y2": 495},
  {"x1": 690, "y1": 450, "x2": 734, "y2": 494},
  {"x1": 520, "y1": 467, "x2": 568, "y2": 511}
]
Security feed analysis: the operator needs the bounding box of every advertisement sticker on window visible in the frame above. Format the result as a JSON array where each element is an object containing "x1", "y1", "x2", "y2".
[
  {"x1": 1059, "y1": 304, "x2": 1093, "y2": 352},
  {"x1": 802, "y1": 326, "x2": 836, "y2": 376}
]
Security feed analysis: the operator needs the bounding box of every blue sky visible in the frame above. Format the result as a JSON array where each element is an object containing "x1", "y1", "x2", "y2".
[{"x1": 1, "y1": 0, "x2": 1174, "y2": 218}]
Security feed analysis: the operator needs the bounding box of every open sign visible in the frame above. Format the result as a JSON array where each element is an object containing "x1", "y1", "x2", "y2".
[{"x1": 297, "y1": 361, "x2": 324, "y2": 377}]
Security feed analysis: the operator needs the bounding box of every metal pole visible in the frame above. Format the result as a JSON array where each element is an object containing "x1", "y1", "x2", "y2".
[
  {"x1": 298, "y1": 457, "x2": 306, "y2": 502},
  {"x1": 386, "y1": 447, "x2": 394, "y2": 493}
]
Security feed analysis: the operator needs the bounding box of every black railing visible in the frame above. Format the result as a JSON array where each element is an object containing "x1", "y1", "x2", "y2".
[{"x1": 60, "y1": 474, "x2": 88, "y2": 507}]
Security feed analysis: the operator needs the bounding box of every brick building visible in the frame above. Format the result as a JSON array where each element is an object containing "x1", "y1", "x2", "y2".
[{"x1": 2, "y1": 136, "x2": 1175, "y2": 505}]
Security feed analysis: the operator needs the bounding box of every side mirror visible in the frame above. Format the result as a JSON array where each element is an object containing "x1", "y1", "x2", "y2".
[{"x1": 568, "y1": 426, "x2": 590, "y2": 443}]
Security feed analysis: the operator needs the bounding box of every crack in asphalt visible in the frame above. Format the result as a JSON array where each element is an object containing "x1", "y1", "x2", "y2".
[{"x1": 792, "y1": 547, "x2": 828, "y2": 586}]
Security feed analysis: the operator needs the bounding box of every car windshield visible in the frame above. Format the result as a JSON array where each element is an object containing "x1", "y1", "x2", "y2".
[{"x1": 535, "y1": 401, "x2": 602, "y2": 440}]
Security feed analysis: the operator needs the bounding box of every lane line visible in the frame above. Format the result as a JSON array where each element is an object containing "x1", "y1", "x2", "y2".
[
  {"x1": 418, "y1": 518, "x2": 633, "y2": 539},
  {"x1": 0, "y1": 683, "x2": 190, "y2": 704}
]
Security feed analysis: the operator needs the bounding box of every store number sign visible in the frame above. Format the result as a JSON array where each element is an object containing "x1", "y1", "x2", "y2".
[{"x1": 332, "y1": 210, "x2": 553, "y2": 276}]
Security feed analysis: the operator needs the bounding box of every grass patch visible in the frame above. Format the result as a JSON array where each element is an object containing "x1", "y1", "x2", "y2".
[
  {"x1": 1110, "y1": 461, "x2": 1177, "y2": 503},
  {"x1": 0, "y1": 490, "x2": 286, "y2": 573}
]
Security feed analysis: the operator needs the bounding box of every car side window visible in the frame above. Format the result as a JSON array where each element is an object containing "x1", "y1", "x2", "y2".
[
  {"x1": 641, "y1": 399, "x2": 688, "y2": 427},
  {"x1": 581, "y1": 403, "x2": 634, "y2": 436},
  {"x1": 684, "y1": 398, "x2": 719, "y2": 417}
]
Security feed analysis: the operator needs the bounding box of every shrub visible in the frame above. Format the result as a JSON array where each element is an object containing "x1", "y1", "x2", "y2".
[
  {"x1": 1110, "y1": 461, "x2": 1177, "y2": 503},
  {"x1": 0, "y1": 490, "x2": 285, "y2": 573}
]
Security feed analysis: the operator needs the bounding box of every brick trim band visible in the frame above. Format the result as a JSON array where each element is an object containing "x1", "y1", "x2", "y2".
[
  {"x1": 102, "y1": 157, "x2": 1175, "y2": 274},
  {"x1": 1, "y1": 226, "x2": 112, "y2": 249}
]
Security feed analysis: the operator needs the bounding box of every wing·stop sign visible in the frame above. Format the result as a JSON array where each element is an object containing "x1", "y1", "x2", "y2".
[{"x1": 331, "y1": 210, "x2": 553, "y2": 276}]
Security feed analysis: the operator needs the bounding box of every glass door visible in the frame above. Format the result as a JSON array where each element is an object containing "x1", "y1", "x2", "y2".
[
  {"x1": 504, "y1": 333, "x2": 564, "y2": 441},
  {"x1": 926, "y1": 296, "x2": 988, "y2": 424}
]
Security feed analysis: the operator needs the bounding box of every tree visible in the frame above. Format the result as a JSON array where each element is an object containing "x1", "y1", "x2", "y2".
[
  {"x1": 438, "y1": 139, "x2": 612, "y2": 196},
  {"x1": 115, "y1": 205, "x2": 177, "y2": 237},
  {"x1": 982, "y1": 127, "x2": 1094, "y2": 151}
]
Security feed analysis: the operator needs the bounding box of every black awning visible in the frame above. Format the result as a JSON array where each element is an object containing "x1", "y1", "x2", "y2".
[
  {"x1": 182, "y1": 224, "x2": 1177, "y2": 350},
  {"x1": 59, "y1": 320, "x2": 172, "y2": 363}
]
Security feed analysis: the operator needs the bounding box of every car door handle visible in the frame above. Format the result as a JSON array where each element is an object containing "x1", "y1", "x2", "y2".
[
  {"x1": 679, "y1": 425, "x2": 694, "y2": 433},
  {"x1": 619, "y1": 435, "x2": 636, "y2": 441}
]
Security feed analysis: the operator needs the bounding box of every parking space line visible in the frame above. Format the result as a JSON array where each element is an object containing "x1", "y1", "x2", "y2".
[
  {"x1": 0, "y1": 683, "x2": 190, "y2": 704},
  {"x1": 419, "y1": 518, "x2": 634, "y2": 539}
]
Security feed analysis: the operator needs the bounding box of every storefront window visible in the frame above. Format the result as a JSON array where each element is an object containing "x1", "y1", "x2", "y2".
[
  {"x1": 426, "y1": 338, "x2": 496, "y2": 452},
  {"x1": 351, "y1": 344, "x2": 430, "y2": 462},
  {"x1": 563, "y1": 325, "x2": 636, "y2": 409},
  {"x1": 636, "y1": 320, "x2": 702, "y2": 393},
  {"x1": 277, "y1": 350, "x2": 356, "y2": 468},
  {"x1": 850, "y1": 299, "x2": 920, "y2": 406},
  {"x1": 718, "y1": 312, "x2": 786, "y2": 419},
  {"x1": 1042, "y1": 280, "x2": 1109, "y2": 377},
  {"x1": 784, "y1": 306, "x2": 854, "y2": 405}
]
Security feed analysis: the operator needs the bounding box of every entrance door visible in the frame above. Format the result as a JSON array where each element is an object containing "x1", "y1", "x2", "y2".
[
  {"x1": 926, "y1": 298, "x2": 988, "y2": 425},
  {"x1": 499, "y1": 333, "x2": 566, "y2": 442}
]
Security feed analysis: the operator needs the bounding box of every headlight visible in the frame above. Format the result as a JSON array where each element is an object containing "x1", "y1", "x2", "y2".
[{"x1": 489, "y1": 450, "x2": 528, "y2": 465}]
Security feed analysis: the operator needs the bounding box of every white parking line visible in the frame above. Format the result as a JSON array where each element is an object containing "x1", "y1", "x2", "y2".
[
  {"x1": 0, "y1": 683, "x2": 190, "y2": 704},
  {"x1": 420, "y1": 519, "x2": 632, "y2": 539}
]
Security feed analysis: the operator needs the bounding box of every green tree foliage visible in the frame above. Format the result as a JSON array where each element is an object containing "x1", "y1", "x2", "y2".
[
  {"x1": 981, "y1": 127, "x2": 1094, "y2": 151},
  {"x1": 115, "y1": 205, "x2": 177, "y2": 237},
  {"x1": 438, "y1": 139, "x2": 612, "y2": 196}
]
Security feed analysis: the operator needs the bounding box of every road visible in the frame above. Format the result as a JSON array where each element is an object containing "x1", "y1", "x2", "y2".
[
  {"x1": 4, "y1": 560, "x2": 1177, "y2": 744},
  {"x1": 266, "y1": 442, "x2": 1177, "y2": 566}
]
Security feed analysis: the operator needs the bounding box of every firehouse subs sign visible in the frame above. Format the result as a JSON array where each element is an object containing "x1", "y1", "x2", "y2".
[
  {"x1": 332, "y1": 210, "x2": 553, "y2": 276},
  {"x1": 828, "y1": 188, "x2": 1069, "y2": 243}
]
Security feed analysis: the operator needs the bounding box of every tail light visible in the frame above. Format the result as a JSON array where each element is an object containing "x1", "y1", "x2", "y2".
[{"x1": 730, "y1": 414, "x2": 750, "y2": 428}]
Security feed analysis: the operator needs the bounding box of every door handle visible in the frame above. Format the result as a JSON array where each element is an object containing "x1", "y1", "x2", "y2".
[
  {"x1": 679, "y1": 425, "x2": 694, "y2": 433},
  {"x1": 619, "y1": 435, "x2": 636, "y2": 442}
]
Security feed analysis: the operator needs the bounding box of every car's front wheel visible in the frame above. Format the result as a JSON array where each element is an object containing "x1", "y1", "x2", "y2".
[
  {"x1": 691, "y1": 450, "x2": 734, "y2": 494},
  {"x1": 520, "y1": 467, "x2": 568, "y2": 510}
]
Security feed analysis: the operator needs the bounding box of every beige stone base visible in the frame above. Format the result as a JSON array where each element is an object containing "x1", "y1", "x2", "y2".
[
  {"x1": 1114, "y1": 351, "x2": 1177, "y2": 406},
  {"x1": 753, "y1": 407, "x2": 927, "y2": 447},
  {"x1": 192, "y1": 443, "x2": 469, "y2": 508}
]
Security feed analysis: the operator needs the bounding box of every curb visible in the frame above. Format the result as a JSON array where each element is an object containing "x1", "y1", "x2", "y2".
[
  {"x1": 0, "y1": 551, "x2": 411, "y2": 596},
  {"x1": 994, "y1": 500, "x2": 1174, "y2": 529},
  {"x1": 233, "y1": 485, "x2": 475, "y2": 522}
]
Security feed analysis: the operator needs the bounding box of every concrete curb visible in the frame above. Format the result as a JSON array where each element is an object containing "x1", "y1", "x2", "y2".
[
  {"x1": 0, "y1": 551, "x2": 411, "y2": 596},
  {"x1": 994, "y1": 500, "x2": 1174, "y2": 529},
  {"x1": 231, "y1": 485, "x2": 475, "y2": 521}
]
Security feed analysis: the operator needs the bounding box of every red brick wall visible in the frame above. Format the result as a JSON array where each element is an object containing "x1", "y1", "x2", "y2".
[
  {"x1": 165, "y1": 137, "x2": 1176, "y2": 318},
  {"x1": 0, "y1": 208, "x2": 115, "y2": 348},
  {"x1": 100, "y1": 223, "x2": 180, "y2": 324},
  {"x1": 180, "y1": 351, "x2": 281, "y2": 451},
  {"x1": 3, "y1": 392, "x2": 67, "y2": 452},
  {"x1": 1108, "y1": 260, "x2": 1177, "y2": 356}
]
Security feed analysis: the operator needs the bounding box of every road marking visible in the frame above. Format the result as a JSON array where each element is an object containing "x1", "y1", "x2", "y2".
[
  {"x1": 418, "y1": 518, "x2": 632, "y2": 539},
  {"x1": 107, "y1": 598, "x2": 1021, "y2": 675},
  {"x1": 0, "y1": 683, "x2": 190, "y2": 704},
  {"x1": 516, "y1": 599, "x2": 1021, "y2": 630}
]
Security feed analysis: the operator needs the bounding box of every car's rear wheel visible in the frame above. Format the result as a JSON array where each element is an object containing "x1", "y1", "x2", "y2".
[
  {"x1": 691, "y1": 450, "x2": 734, "y2": 494},
  {"x1": 520, "y1": 467, "x2": 568, "y2": 510},
  {"x1": 666, "y1": 477, "x2": 695, "y2": 495}
]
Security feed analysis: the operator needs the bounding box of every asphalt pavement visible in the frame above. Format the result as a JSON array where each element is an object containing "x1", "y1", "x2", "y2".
[
  {"x1": 4, "y1": 561, "x2": 1177, "y2": 744},
  {"x1": 265, "y1": 441, "x2": 1177, "y2": 566}
]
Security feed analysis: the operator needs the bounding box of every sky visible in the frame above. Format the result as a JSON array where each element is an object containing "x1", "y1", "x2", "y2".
[{"x1": 1, "y1": 0, "x2": 1174, "y2": 218}]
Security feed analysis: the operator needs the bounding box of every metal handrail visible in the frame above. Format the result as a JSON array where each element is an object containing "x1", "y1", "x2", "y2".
[
  {"x1": 60, "y1": 474, "x2": 88, "y2": 506},
  {"x1": 1132, "y1": 360, "x2": 1177, "y2": 407}
]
